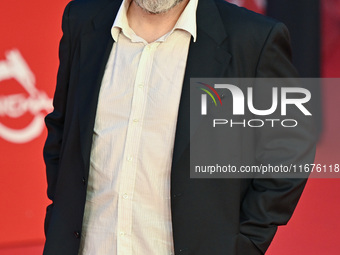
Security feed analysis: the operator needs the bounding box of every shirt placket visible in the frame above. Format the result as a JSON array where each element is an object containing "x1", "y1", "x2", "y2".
[{"x1": 116, "y1": 42, "x2": 159, "y2": 255}]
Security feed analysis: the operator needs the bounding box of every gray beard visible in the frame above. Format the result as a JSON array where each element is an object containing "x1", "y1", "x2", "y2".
[{"x1": 133, "y1": 0, "x2": 184, "y2": 14}]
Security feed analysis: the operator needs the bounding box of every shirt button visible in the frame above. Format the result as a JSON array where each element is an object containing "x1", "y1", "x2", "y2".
[
  {"x1": 123, "y1": 193, "x2": 129, "y2": 199},
  {"x1": 119, "y1": 231, "x2": 125, "y2": 236},
  {"x1": 127, "y1": 156, "x2": 133, "y2": 162},
  {"x1": 138, "y1": 84, "x2": 144, "y2": 89},
  {"x1": 74, "y1": 231, "x2": 80, "y2": 239},
  {"x1": 133, "y1": 119, "x2": 139, "y2": 123}
]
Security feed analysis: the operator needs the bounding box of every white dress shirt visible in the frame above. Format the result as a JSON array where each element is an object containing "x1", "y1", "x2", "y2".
[{"x1": 78, "y1": 0, "x2": 198, "y2": 254}]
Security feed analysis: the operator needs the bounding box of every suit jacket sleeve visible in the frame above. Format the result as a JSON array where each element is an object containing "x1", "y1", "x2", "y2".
[
  {"x1": 43, "y1": 2, "x2": 72, "y2": 233},
  {"x1": 239, "y1": 22, "x2": 316, "y2": 253}
]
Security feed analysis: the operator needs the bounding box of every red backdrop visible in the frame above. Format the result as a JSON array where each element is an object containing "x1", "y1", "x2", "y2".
[
  {"x1": 0, "y1": 0, "x2": 339, "y2": 254},
  {"x1": 0, "y1": 0, "x2": 70, "y2": 247}
]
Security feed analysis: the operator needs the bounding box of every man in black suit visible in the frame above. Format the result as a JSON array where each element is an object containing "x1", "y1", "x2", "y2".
[{"x1": 43, "y1": 0, "x2": 316, "y2": 254}]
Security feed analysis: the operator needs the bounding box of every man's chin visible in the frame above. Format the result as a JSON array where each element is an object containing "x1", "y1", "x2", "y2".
[{"x1": 133, "y1": 0, "x2": 183, "y2": 15}]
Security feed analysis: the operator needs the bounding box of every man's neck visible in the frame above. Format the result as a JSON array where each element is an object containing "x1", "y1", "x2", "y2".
[{"x1": 127, "y1": 0, "x2": 190, "y2": 43}]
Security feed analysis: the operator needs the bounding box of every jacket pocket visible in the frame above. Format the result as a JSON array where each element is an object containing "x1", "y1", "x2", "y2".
[{"x1": 236, "y1": 233, "x2": 264, "y2": 255}]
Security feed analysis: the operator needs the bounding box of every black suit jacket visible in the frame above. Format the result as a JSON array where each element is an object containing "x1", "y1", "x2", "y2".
[{"x1": 43, "y1": 0, "x2": 316, "y2": 254}]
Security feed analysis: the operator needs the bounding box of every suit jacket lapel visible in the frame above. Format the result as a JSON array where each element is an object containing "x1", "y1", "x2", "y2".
[
  {"x1": 78, "y1": 0, "x2": 122, "y2": 172},
  {"x1": 172, "y1": 0, "x2": 232, "y2": 166}
]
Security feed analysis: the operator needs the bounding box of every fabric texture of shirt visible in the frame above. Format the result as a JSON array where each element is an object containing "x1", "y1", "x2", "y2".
[{"x1": 78, "y1": 0, "x2": 198, "y2": 254}]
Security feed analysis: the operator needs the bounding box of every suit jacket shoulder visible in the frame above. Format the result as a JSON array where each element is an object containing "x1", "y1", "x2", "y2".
[
  {"x1": 212, "y1": 0, "x2": 294, "y2": 77},
  {"x1": 64, "y1": 0, "x2": 122, "y2": 35},
  {"x1": 215, "y1": 0, "x2": 279, "y2": 33}
]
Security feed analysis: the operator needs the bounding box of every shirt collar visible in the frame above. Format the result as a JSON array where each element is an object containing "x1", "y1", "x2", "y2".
[
  {"x1": 174, "y1": 0, "x2": 198, "y2": 42},
  {"x1": 111, "y1": 0, "x2": 198, "y2": 43}
]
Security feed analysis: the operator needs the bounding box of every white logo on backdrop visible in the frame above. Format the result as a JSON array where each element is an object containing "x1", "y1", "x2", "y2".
[{"x1": 0, "y1": 49, "x2": 53, "y2": 143}]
